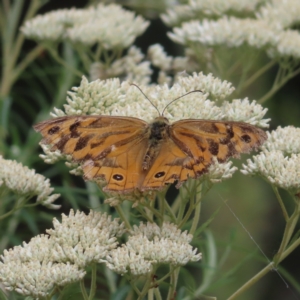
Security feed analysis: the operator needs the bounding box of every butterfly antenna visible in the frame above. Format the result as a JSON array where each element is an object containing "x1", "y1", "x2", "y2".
[
  {"x1": 130, "y1": 83, "x2": 161, "y2": 116},
  {"x1": 161, "y1": 90, "x2": 203, "y2": 116}
]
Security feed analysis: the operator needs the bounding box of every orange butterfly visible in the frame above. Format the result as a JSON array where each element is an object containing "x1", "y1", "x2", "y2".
[{"x1": 34, "y1": 112, "x2": 267, "y2": 193}]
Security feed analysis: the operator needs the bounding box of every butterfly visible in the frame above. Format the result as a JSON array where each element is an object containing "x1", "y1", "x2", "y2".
[{"x1": 34, "y1": 113, "x2": 267, "y2": 193}]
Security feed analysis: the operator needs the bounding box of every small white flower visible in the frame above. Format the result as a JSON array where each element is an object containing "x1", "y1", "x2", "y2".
[
  {"x1": 256, "y1": 0, "x2": 300, "y2": 30},
  {"x1": 47, "y1": 210, "x2": 125, "y2": 268},
  {"x1": 268, "y1": 30, "x2": 300, "y2": 60},
  {"x1": 22, "y1": 4, "x2": 149, "y2": 50},
  {"x1": 105, "y1": 222, "x2": 201, "y2": 275},
  {"x1": 106, "y1": 246, "x2": 152, "y2": 276},
  {"x1": 90, "y1": 47, "x2": 152, "y2": 85},
  {"x1": 0, "y1": 235, "x2": 85, "y2": 298},
  {"x1": 162, "y1": 0, "x2": 264, "y2": 26},
  {"x1": 148, "y1": 44, "x2": 173, "y2": 71},
  {"x1": 131, "y1": 222, "x2": 193, "y2": 243},
  {"x1": 161, "y1": 4, "x2": 194, "y2": 27},
  {"x1": 242, "y1": 126, "x2": 300, "y2": 193},
  {"x1": 168, "y1": 17, "x2": 278, "y2": 50},
  {"x1": 242, "y1": 151, "x2": 300, "y2": 194},
  {"x1": 262, "y1": 126, "x2": 300, "y2": 154},
  {"x1": 176, "y1": 72, "x2": 235, "y2": 100},
  {"x1": 221, "y1": 98, "x2": 270, "y2": 127},
  {"x1": 0, "y1": 156, "x2": 60, "y2": 209},
  {"x1": 207, "y1": 159, "x2": 238, "y2": 183}
]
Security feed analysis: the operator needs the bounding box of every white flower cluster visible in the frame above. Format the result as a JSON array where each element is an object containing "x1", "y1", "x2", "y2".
[
  {"x1": 167, "y1": 0, "x2": 300, "y2": 61},
  {"x1": 0, "y1": 235, "x2": 86, "y2": 298},
  {"x1": 0, "y1": 156, "x2": 60, "y2": 209},
  {"x1": 90, "y1": 46, "x2": 152, "y2": 85},
  {"x1": 147, "y1": 44, "x2": 200, "y2": 85},
  {"x1": 47, "y1": 210, "x2": 125, "y2": 267},
  {"x1": 169, "y1": 17, "x2": 278, "y2": 49},
  {"x1": 207, "y1": 159, "x2": 237, "y2": 183},
  {"x1": 221, "y1": 98, "x2": 270, "y2": 127},
  {"x1": 262, "y1": 126, "x2": 300, "y2": 154},
  {"x1": 268, "y1": 30, "x2": 300, "y2": 59},
  {"x1": 256, "y1": 0, "x2": 300, "y2": 30},
  {"x1": 162, "y1": 0, "x2": 264, "y2": 26},
  {"x1": 0, "y1": 210, "x2": 125, "y2": 297},
  {"x1": 21, "y1": 4, "x2": 149, "y2": 50},
  {"x1": 106, "y1": 222, "x2": 201, "y2": 275},
  {"x1": 242, "y1": 126, "x2": 300, "y2": 194},
  {"x1": 51, "y1": 73, "x2": 267, "y2": 124}
]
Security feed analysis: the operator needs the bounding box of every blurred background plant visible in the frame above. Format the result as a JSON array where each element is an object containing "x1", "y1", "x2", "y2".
[{"x1": 0, "y1": 0, "x2": 300, "y2": 299}]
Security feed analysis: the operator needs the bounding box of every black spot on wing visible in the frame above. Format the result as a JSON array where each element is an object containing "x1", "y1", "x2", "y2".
[
  {"x1": 48, "y1": 126, "x2": 60, "y2": 135},
  {"x1": 241, "y1": 134, "x2": 251, "y2": 143},
  {"x1": 69, "y1": 122, "x2": 80, "y2": 132},
  {"x1": 207, "y1": 139, "x2": 219, "y2": 155},
  {"x1": 74, "y1": 135, "x2": 94, "y2": 151},
  {"x1": 55, "y1": 134, "x2": 70, "y2": 151}
]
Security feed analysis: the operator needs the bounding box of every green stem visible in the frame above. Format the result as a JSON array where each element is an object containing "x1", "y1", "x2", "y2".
[
  {"x1": 228, "y1": 195, "x2": 300, "y2": 299},
  {"x1": 162, "y1": 198, "x2": 177, "y2": 223},
  {"x1": 153, "y1": 288, "x2": 163, "y2": 300},
  {"x1": 11, "y1": 44, "x2": 45, "y2": 82},
  {"x1": 282, "y1": 237, "x2": 300, "y2": 259},
  {"x1": 272, "y1": 186, "x2": 289, "y2": 221},
  {"x1": 190, "y1": 199, "x2": 201, "y2": 235},
  {"x1": 148, "y1": 287, "x2": 154, "y2": 300},
  {"x1": 142, "y1": 201, "x2": 164, "y2": 220},
  {"x1": 46, "y1": 46, "x2": 83, "y2": 77},
  {"x1": 227, "y1": 262, "x2": 275, "y2": 300},
  {"x1": 166, "y1": 267, "x2": 179, "y2": 300},
  {"x1": 80, "y1": 279, "x2": 89, "y2": 300},
  {"x1": 258, "y1": 66, "x2": 300, "y2": 104},
  {"x1": 73, "y1": 43, "x2": 92, "y2": 73},
  {"x1": 158, "y1": 193, "x2": 165, "y2": 226},
  {"x1": 240, "y1": 60, "x2": 277, "y2": 92},
  {"x1": 88, "y1": 264, "x2": 97, "y2": 300},
  {"x1": 138, "y1": 274, "x2": 153, "y2": 300},
  {"x1": 115, "y1": 205, "x2": 131, "y2": 230},
  {"x1": 273, "y1": 197, "x2": 300, "y2": 265},
  {"x1": 136, "y1": 205, "x2": 155, "y2": 223},
  {"x1": 235, "y1": 50, "x2": 257, "y2": 94}
]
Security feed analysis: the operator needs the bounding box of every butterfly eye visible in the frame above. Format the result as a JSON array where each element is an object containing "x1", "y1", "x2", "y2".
[
  {"x1": 241, "y1": 134, "x2": 251, "y2": 143},
  {"x1": 113, "y1": 174, "x2": 124, "y2": 181},
  {"x1": 155, "y1": 171, "x2": 165, "y2": 178}
]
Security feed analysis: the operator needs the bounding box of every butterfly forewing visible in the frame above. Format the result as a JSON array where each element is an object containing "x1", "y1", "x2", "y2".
[
  {"x1": 34, "y1": 115, "x2": 152, "y2": 192},
  {"x1": 170, "y1": 119, "x2": 267, "y2": 163}
]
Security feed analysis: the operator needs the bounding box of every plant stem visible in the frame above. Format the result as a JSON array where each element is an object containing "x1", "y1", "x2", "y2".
[
  {"x1": 227, "y1": 262, "x2": 275, "y2": 300},
  {"x1": 166, "y1": 267, "x2": 179, "y2": 300},
  {"x1": 46, "y1": 46, "x2": 83, "y2": 77},
  {"x1": 240, "y1": 60, "x2": 277, "y2": 92},
  {"x1": 115, "y1": 205, "x2": 131, "y2": 230},
  {"x1": 258, "y1": 66, "x2": 300, "y2": 104},
  {"x1": 88, "y1": 264, "x2": 97, "y2": 300},
  {"x1": 80, "y1": 279, "x2": 89, "y2": 300},
  {"x1": 272, "y1": 186, "x2": 289, "y2": 221},
  {"x1": 274, "y1": 198, "x2": 300, "y2": 265},
  {"x1": 228, "y1": 195, "x2": 300, "y2": 299}
]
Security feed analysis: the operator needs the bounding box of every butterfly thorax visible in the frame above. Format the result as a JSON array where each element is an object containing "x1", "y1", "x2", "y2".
[{"x1": 142, "y1": 116, "x2": 170, "y2": 170}]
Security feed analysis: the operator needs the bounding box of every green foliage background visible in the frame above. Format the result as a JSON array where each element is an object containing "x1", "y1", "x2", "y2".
[{"x1": 1, "y1": 0, "x2": 300, "y2": 299}]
